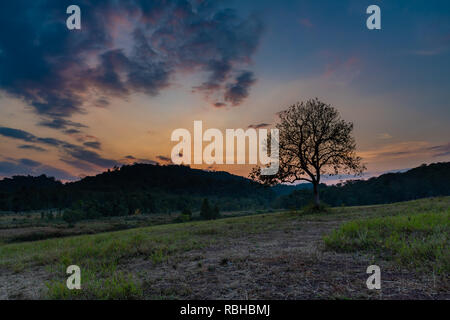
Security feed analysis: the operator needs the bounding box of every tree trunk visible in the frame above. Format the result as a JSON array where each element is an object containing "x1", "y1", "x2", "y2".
[{"x1": 313, "y1": 183, "x2": 320, "y2": 208}]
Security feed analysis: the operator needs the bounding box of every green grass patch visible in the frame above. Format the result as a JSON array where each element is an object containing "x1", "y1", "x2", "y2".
[
  {"x1": 0, "y1": 212, "x2": 290, "y2": 299},
  {"x1": 324, "y1": 208, "x2": 449, "y2": 274},
  {"x1": 1, "y1": 197, "x2": 449, "y2": 299}
]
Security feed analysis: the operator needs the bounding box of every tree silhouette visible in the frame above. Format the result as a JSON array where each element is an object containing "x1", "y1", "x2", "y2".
[{"x1": 250, "y1": 98, "x2": 365, "y2": 208}]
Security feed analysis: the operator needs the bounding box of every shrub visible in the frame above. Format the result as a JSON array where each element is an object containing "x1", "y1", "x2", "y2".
[
  {"x1": 302, "y1": 202, "x2": 330, "y2": 214},
  {"x1": 182, "y1": 207, "x2": 192, "y2": 218},
  {"x1": 62, "y1": 209, "x2": 84, "y2": 225},
  {"x1": 200, "y1": 199, "x2": 220, "y2": 220},
  {"x1": 200, "y1": 199, "x2": 212, "y2": 220}
]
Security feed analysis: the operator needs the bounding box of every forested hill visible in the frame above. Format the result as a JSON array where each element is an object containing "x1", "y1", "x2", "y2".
[
  {"x1": 275, "y1": 162, "x2": 450, "y2": 208},
  {"x1": 67, "y1": 164, "x2": 265, "y2": 197},
  {"x1": 0, "y1": 164, "x2": 274, "y2": 212},
  {"x1": 1, "y1": 162, "x2": 449, "y2": 213},
  {"x1": 0, "y1": 175, "x2": 62, "y2": 193}
]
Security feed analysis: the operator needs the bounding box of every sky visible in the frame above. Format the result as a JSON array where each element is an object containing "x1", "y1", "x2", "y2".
[{"x1": 0, "y1": 0, "x2": 449, "y2": 183}]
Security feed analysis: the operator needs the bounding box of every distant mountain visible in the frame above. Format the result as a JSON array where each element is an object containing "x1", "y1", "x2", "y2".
[{"x1": 275, "y1": 162, "x2": 450, "y2": 208}]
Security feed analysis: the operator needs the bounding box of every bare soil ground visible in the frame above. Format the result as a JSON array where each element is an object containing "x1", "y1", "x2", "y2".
[
  {"x1": 134, "y1": 219, "x2": 449, "y2": 300},
  {"x1": 1, "y1": 214, "x2": 448, "y2": 300}
]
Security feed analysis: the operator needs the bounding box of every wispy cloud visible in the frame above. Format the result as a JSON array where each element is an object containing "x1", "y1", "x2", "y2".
[
  {"x1": 428, "y1": 143, "x2": 450, "y2": 157},
  {"x1": 248, "y1": 123, "x2": 271, "y2": 129},
  {"x1": 359, "y1": 141, "x2": 450, "y2": 161},
  {"x1": 18, "y1": 145, "x2": 47, "y2": 152},
  {"x1": 322, "y1": 56, "x2": 361, "y2": 85},
  {"x1": 0, "y1": 126, "x2": 118, "y2": 170},
  {"x1": 0, "y1": 158, "x2": 76, "y2": 181},
  {"x1": 122, "y1": 155, "x2": 158, "y2": 166},
  {"x1": 156, "y1": 155, "x2": 172, "y2": 163},
  {"x1": 376, "y1": 133, "x2": 392, "y2": 140}
]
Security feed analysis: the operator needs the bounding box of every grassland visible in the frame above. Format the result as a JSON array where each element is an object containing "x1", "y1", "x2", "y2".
[
  {"x1": 0, "y1": 197, "x2": 449, "y2": 300},
  {"x1": 324, "y1": 210, "x2": 449, "y2": 274},
  {"x1": 0, "y1": 209, "x2": 265, "y2": 244}
]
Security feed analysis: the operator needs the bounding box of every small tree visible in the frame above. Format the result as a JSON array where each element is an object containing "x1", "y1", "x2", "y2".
[
  {"x1": 212, "y1": 204, "x2": 220, "y2": 220},
  {"x1": 251, "y1": 98, "x2": 365, "y2": 208},
  {"x1": 182, "y1": 207, "x2": 192, "y2": 219},
  {"x1": 200, "y1": 199, "x2": 212, "y2": 220}
]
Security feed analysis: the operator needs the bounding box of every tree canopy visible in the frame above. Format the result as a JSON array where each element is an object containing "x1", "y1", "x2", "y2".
[{"x1": 251, "y1": 98, "x2": 365, "y2": 207}]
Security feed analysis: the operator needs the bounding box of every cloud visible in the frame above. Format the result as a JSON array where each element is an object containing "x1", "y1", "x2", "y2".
[
  {"x1": 0, "y1": 158, "x2": 76, "y2": 181},
  {"x1": 359, "y1": 141, "x2": 450, "y2": 161},
  {"x1": 122, "y1": 155, "x2": 158, "y2": 165},
  {"x1": 38, "y1": 118, "x2": 88, "y2": 131},
  {"x1": 428, "y1": 143, "x2": 450, "y2": 157},
  {"x1": 156, "y1": 155, "x2": 171, "y2": 163},
  {"x1": 0, "y1": 126, "x2": 118, "y2": 170},
  {"x1": 64, "y1": 129, "x2": 82, "y2": 135},
  {"x1": 323, "y1": 56, "x2": 361, "y2": 85},
  {"x1": 62, "y1": 144, "x2": 119, "y2": 168},
  {"x1": 224, "y1": 71, "x2": 257, "y2": 106},
  {"x1": 83, "y1": 141, "x2": 102, "y2": 150},
  {"x1": 60, "y1": 158, "x2": 97, "y2": 172},
  {"x1": 18, "y1": 145, "x2": 47, "y2": 152},
  {"x1": 376, "y1": 133, "x2": 392, "y2": 140},
  {"x1": 214, "y1": 102, "x2": 227, "y2": 108},
  {"x1": 18, "y1": 158, "x2": 41, "y2": 167},
  {"x1": 0, "y1": 127, "x2": 35, "y2": 142},
  {"x1": 0, "y1": 0, "x2": 263, "y2": 130},
  {"x1": 248, "y1": 123, "x2": 271, "y2": 129}
]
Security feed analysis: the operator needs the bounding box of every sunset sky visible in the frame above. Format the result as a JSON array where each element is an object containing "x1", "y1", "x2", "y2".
[{"x1": 0, "y1": 0, "x2": 449, "y2": 183}]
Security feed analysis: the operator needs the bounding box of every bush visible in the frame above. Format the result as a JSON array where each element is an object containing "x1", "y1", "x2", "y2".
[
  {"x1": 200, "y1": 199, "x2": 211, "y2": 220},
  {"x1": 302, "y1": 202, "x2": 330, "y2": 214},
  {"x1": 62, "y1": 209, "x2": 84, "y2": 225},
  {"x1": 200, "y1": 199, "x2": 220, "y2": 220},
  {"x1": 212, "y1": 204, "x2": 220, "y2": 220},
  {"x1": 182, "y1": 207, "x2": 192, "y2": 218},
  {"x1": 173, "y1": 214, "x2": 192, "y2": 223}
]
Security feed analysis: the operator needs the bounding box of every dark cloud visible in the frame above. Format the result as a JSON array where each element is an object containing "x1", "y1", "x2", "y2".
[
  {"x1": 38, "y1": 118, "x2": 88, "y2": 130},
  {"x1": 18, "y1": 158, "x2": 42, "y2": 167},
  {"x1": 0, "y1": 158, "x2": 76, "y2": 181},
  {"x1": 248, "y1": 123, "x2": 271, "y2": 129},
  {"x1": 429, "y1": 143, "x2": 450, "y2": 157},
  {"x1": 0, "y1": 126, "x2": 118, "y2": 169},
  {"x1": 0, "y1": 127, "x2": 35, "y2": 142},
  {"x1": 156, "y1": 155, "x2": 171, "y2": 162},
  {"x1": 60, "y1": 158, "x2": 97, "y2": 172},
  {"x1": 64, "y1": 129, "x2": 82, "y2": 135},
  {"x1": 224, "y1": 71, "x2": 257, "y2": 106},
  {"x1": 62, "y1": 144, "x2": 119, "y2": 168},
  {"x1": 0, "y1": 0, "x2": 263, "y2": 130},
  {"x1": 123, "y1": 155, "x2": 158, "y2": 165},
  {"x1": 83, "y1": 141, "x2": 102, "y2": 150},
  {"x1": 18, "y1": 145, "x2": 47, "y2": 152}
]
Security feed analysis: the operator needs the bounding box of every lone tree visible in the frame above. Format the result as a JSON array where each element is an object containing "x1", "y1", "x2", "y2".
[{"x1": 250, "y1": 98, "x2": 365, "y2": 208}]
